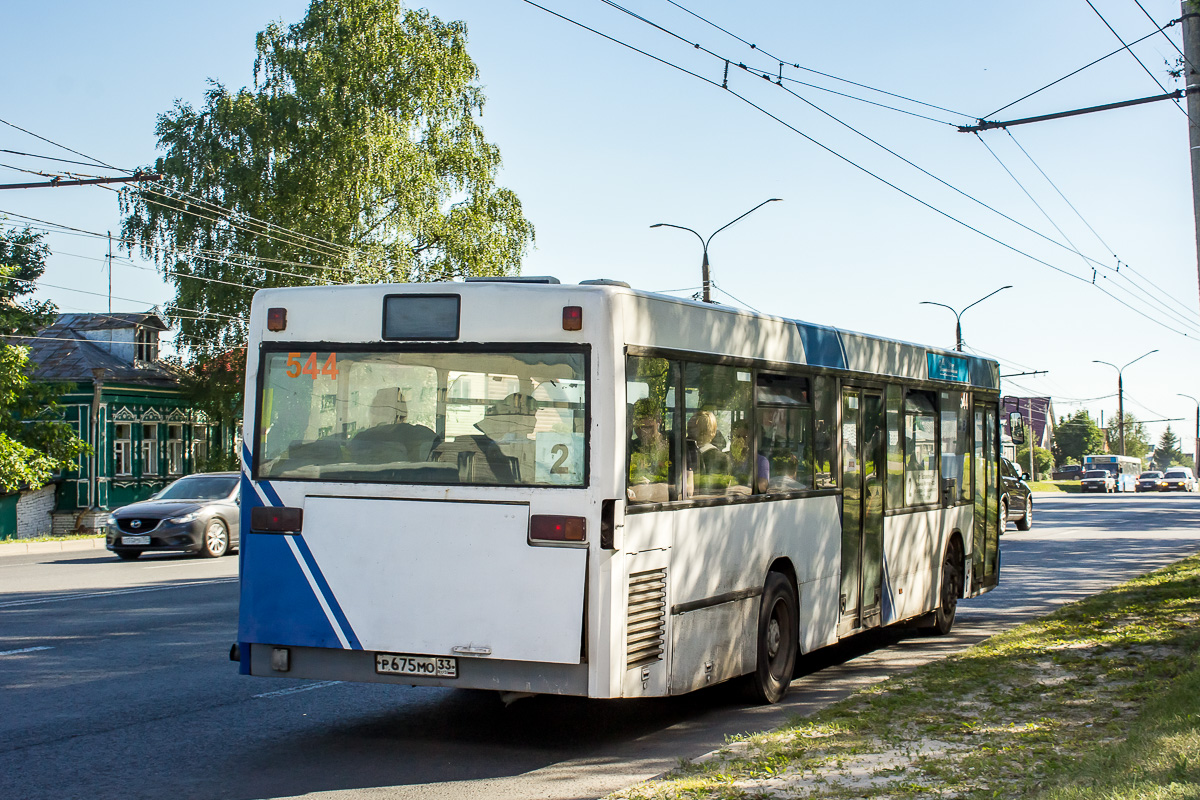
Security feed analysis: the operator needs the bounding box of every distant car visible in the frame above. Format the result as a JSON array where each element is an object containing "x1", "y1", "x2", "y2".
[
  {"x1": 1161, "y1": 468, "x2": 1197, "y2": 492},
  {"x1": 106, "y1": 472, "x2": 240, "y2": 560},
  {"x1": 1136, "y1": 471, "x2": 1165, "y2": 492},
  {"x1": 1080, "y1": 469, "x2": 1116, "y2": 493},
  {"x1": 1000, "y1": 457, "x2": 1033, "y2": 531},
  {"x1": 1051, "y1": 464, "x2": 1084, "y2": 481}
]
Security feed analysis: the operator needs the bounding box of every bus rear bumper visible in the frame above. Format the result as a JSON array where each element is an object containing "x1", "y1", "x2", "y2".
[{"x1": 246, "y1": 643, "x2": 590, "y2": 696}]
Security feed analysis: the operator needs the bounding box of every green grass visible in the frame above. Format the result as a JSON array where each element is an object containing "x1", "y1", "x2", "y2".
[
  {"x1": 1029, "y1": 480, "x2": 1081, "y2": 493},
  {"x1": 612, "y1": 553, "x2": 1200, "y2": 799},
  {"x1": 0, "y1": 533, "x2": 102, "y2": 544}
]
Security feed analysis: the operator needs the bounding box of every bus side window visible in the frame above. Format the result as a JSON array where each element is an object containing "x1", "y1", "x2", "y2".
[{"x1": 627, "y1": 357, "x2": 679, "y2": 503}]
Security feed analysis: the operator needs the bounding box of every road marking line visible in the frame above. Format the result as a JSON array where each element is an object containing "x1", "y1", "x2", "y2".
[
  {"x1": 0, "y1": 645, "x2": 54, "y2": 656},
  {"x1": 0, "y1": 577, "x2": 237, "y2": 609},
  {"x1": 253, "y1": 680, "x2": 342, "y2": 699}
]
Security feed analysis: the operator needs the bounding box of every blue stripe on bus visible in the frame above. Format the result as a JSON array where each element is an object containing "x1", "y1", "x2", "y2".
[
  {"x1": 794, "y1": 322, "x2": 847, "y2": 370},
  {"x1": 237, "y1": 469, "x2": 362, "y2": 651},
  {"x1": 289, "y1": 534, "x2": 362, "y2": 650}
]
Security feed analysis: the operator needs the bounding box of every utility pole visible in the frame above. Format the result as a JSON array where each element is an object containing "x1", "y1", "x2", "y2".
[
  {"x1": 1185, "y1": 1, "x2": 1200, "y2": 311},
  {"x1": 106, "y1": 231, "x2": 112, "y2": 315}
]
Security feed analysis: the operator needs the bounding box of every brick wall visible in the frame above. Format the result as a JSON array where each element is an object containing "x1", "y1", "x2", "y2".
[{"x1": 16, "y1": 485, "x2": 57, "y2": 539}]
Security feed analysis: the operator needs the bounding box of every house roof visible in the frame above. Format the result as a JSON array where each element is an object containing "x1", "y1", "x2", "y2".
[{"x1": 17, "y1": 312, "x2": 184, "y2": 387}]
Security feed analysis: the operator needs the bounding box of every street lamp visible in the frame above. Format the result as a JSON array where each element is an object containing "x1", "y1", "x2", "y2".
[
  {"x1": 651, "y1": 198, "x2": 782, "y2": 303},
  {"x1": 1092, "y1": 350, "x2": 1157, "y2": 456},
  {"x1": 919, "y1": 286, "x2": 1013, "y2": 352},
  {"x1": 1179, "y1": 393, "x2": 1199, "y2": 479}
]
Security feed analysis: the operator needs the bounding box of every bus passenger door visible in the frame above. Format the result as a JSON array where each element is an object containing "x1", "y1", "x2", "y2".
[
  {"x1": 972, "y1": 402, "x2": 1000, "y2": 593},
  {"x1": 839, "y1": 387, "x2": 885, "y2": 634}
]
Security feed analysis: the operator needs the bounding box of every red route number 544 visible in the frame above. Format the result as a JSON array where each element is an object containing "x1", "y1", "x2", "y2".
[{"x1": 285, "y1": 352, "x2": 339, "y2": 380}]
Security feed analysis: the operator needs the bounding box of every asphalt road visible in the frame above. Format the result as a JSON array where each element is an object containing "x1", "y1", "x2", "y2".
[{"x1": 2, "y1": 491, "x2": 1198, "y2": 800}]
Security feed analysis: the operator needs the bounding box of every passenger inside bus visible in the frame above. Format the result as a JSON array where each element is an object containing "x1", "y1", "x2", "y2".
[
  {"x1": 432, "y1": 392, "x2": 534, "y2": 484},
  {"x1": 349, "y1": 389, "x2": 440, "y2": 464},
  {"x1": 628, "y1": 398, "x2": 685, "y2": 502},
  {"x1": 729, "y1": 420, "x2": 769, "y2": 494},
  {"x1": 687, "y1": 410, "x2": 731, "y2": 477}
]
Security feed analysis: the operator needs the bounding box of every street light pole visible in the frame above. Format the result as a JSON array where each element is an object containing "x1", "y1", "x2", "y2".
[
  {"x1": 651, "y1": 198, "x2": 782, "y2": 303},
  {"x1": 1179, "y1": 393, "x2": 1200, "y2": 479},
  {"x1": 919, "y1": 285, "x2": 1013, "y2": 351},
  {"x1": 1093, "y1": 350, "x2": 1158, "y2": 456}
]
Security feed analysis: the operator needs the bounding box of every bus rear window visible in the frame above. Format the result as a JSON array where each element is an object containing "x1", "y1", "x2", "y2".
[{"x1": 256, "y1": 349, "x2": 587, "y2": 486}]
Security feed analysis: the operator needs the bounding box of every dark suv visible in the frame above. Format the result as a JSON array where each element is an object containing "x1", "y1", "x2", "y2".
[
  {"x1": 1001, "y1": 457, "x2": 1033, "y2": 531},
  {"x1": 1051, "y1": 464, "x2": 1083, "y2": 480}
]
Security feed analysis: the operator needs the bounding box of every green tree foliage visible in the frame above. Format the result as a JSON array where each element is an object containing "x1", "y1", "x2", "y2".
[
  {"x1": 1052, "y1": 410, "x2": 1105, "y2": 467},
  {"x1": 1104, "y1": 411, "x2": 1151, "y2": 461},
  {"x1": 0, "y1": 227, "x2": 89, "y2": 491},
  {"x1": 1153, "y1": 426, "x2": 1185, "y2": 471},
  {"x1": 120, "y1": 0, "x2": 534, "y2": 361},
  {"x1": 1014, "y1": 426, "x2": 1052, "y2": 480}
]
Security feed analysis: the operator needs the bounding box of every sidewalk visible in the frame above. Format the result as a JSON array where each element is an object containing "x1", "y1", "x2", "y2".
[{"x1": 0, "y1": 537, "x2": 106, "y2": 557}]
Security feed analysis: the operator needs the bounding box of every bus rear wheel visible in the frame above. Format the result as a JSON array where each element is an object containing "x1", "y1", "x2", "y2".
[
  {"x1": 748, "y1": 572, "x2": 798, "y2": 704},
  {"x1": 925, "y1": 538, "x2": 962, "y2": 636}
]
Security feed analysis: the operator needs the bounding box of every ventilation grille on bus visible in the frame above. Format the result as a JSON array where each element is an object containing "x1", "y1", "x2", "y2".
[{"x1": 627, "y1": 568, "x2": 667, "y2": 669}]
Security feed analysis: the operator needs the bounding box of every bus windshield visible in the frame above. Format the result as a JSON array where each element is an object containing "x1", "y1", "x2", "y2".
[{"x1": 256, "y1": 348, "x2": 587, "y2": 486}]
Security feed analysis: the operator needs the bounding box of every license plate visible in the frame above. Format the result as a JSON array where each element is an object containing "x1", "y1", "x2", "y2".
[
  {"x1": 121, "y1": 535, "x2": 150, "y2": 546},
  {"x1": 374, "y1": 652, "x2": 457, "y2": 678}
]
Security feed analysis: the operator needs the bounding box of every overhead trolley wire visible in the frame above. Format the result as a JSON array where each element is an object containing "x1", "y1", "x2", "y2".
[
  {"x1": 1005, "y1": 130, "x2": 1200, "y2": 326},
  {"x1": 658, "y1": 0, "x2": 973, "y2": 121},
  {"x1": 1082, "y1": 0, "x2": 1185, "y2": 114},
  {"x1": 982, "y1": 21, "x2": 1177, "y2": 119},
  {"x1": 532, "y1": 0, "x2": 1198, "y2": 340},
  {"x1": 1132, "y1": 0, "x2": 1187, "y2": 60},
  {"x1": 0, "y1": 116, "x2": 118, "y2": 171},
  {"x1": 0, "y1": 211, "x2": 338, "y2": 286},
  {"x1": 972, "y1": 135, "x2": 1200, "y2": 336}
]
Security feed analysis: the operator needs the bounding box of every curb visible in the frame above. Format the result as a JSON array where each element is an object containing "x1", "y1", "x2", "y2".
[{"x1": 0, "y1": 537, "x2": 106, "y2": 557}]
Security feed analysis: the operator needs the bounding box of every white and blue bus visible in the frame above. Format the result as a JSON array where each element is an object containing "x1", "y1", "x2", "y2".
[
  {"x1": 1083, "y1": 454, "x2": 1141, "y2": 492},
  {"x1": 234, "y1": 278, "x2": 1004, "y2": 703}
]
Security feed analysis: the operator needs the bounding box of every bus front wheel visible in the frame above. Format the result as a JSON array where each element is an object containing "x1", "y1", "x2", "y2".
[{"x1": 748, "y1": 572, "x2": 798, "y2": 704}]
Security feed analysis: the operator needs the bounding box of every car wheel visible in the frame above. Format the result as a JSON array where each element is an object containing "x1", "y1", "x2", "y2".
[
  {"x1": 1000, "y1": 499, "x2": 1009, "y2": 530},
  {"x1": 1015, "y1": 497, "x2": 1033, "y2": 531},
  {"x1": 746, "y1": 572, "x2": 798, "y2": 704},
  {"x1": 200, "y1": 519, "x2": 229, "y2": 558},
  {"x1": 924, "y1": 537, "x2": 963, "y2": 636},
  {"x1": 115, "y1": 550, "x2": 142, "y2": 561}
]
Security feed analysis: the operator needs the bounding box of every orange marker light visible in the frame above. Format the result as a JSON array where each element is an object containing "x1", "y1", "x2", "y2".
[{"x1": 562, "y1": 306, "x2": 582, "y2": 331}]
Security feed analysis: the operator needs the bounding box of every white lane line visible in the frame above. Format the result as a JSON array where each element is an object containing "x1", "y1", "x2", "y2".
[
  {"x1": 0, "y1": 645, "x2": 54, "y2": 656},
  {"x1": 0, "y1": 577, "x2": 237, "y2": 609},
  {"x1": 253, "y1": 680, "x2": 342, "y2": 699}
]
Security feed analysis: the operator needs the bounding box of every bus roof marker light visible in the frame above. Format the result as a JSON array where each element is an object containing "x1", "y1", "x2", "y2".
[
  {"x1": 267, "y1": 307, "x2": 287, "y2": 332},
  {"x1": 563, "y1": 306, "x2": 583, "y2": 331}
]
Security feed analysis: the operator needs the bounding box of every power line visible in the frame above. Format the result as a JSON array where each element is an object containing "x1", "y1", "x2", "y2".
[
  {"x1": 658, "y1": 0, "x2": 973, "y2": 121},
  {"x1": 983, "y1": 21, "x2": 1177, "y2": 118},
  {"x1": 1083, "y1": 0, "x2": 1185, "y2": 114},
  {"x1": 523, "y1": 0, "x2": 1200, "y2": 342}
]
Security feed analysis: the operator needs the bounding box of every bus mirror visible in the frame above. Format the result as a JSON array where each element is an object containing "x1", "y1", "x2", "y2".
[{"x1": 1009, "y1": 411, "x2": 1025, "y2": 444}]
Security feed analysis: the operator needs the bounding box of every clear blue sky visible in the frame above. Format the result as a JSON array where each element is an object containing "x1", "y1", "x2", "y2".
[{"x1": 2, "y1": 0, "x2": 1198, "y2": 454}]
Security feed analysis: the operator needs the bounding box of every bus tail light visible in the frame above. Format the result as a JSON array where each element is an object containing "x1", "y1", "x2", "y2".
[
  {"x1": 251, "y1": 506, "x2": 304, "y2": 533},
  {"x1": 562, "y1": 306, "x2": 582, "y2": 331},
  {"x1": 530, "y1": 514, "x2": 585, "y2": 543},
  {"x1": 267, "y1": 307, "x2": 288, "y2": 332}
]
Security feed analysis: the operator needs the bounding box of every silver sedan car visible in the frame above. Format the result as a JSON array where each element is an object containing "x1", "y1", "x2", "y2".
[{"x1": 1161, "y1": 468, "x2": 1197, "y2": 492}]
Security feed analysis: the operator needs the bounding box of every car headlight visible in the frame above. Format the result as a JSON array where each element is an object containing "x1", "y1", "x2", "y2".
[
  {"x1": 168, "y1": 512, "x2": 200, "y2": 525},
  {"x1": 106, "y1": 514, "x2": 117, "y2": 526}
]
